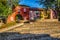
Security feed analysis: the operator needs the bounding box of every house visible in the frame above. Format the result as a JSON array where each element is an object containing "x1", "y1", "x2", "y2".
[{"x1": 7, "y1": 5, "x2": 58, "y2": 23}]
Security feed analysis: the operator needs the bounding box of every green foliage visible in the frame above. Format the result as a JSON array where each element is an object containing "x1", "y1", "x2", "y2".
[
  {"x1": 12, "y1": 0, "x2": 19, "y2": 6},
  {"x1": 0, "y1": 0, "x2": 19, "y2": 17},
  {"x1": 39, "y1": 0, "x2": 56, "y2": 9},
  {"x1": 0, "y1": 0, "x2": 9, "y2": 17}
]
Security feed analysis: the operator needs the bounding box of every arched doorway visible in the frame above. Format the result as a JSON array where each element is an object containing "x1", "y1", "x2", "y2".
[{"x1": 15, "y1": 14, "x2": 23, "y2": 23}]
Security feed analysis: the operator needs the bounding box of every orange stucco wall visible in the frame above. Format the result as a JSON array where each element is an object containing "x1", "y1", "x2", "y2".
[{"x1": 7, "y1": 6, "x2": 29, "y2": 23}]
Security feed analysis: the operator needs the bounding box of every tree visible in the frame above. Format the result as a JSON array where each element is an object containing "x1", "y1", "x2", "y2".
[
  {"x1": 56, "y1": 0, "x2": 60, "y2": 20},
  {"x1": 0, "y1": 0, "x2": 19, "y2": 17},
  {"x1": 8, "y1": 0, "x2": 19, "y2": 12},
  {"x1": 39, "y1": 0, "x2": 56, "y2": 9},
  {"x1": 0, "y1": 0, "x2": 9, "y2": 16},
  {"x1": 37, "y1": 0, "x2": 56, "y2": 16}
]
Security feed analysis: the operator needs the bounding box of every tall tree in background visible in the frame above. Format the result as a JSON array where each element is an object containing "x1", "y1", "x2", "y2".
[
  {"x1": 8, "y1": 0, "x2": 19, "y2": 13},
  {"x1": 40, "y1": 0, "x2": 55, "y2": 8},
  {"x1": 38, "y1": 0, "x2": 60, "y2": 20},
  {"x1": 56, "y1": 0, "x2": 60, "y2": 20},
  {"x1": 0, "y1": 0, "x2": 9, "y2": 16},
  {"x1": 37, "y1": 0, "x2": 56, "y2": 14},
  {"x1": 8, "y1": 0, "x2": 19, "y2": 8},
  {"x1": 0, "y1": 0, "x2": 19, "y2": 17}
]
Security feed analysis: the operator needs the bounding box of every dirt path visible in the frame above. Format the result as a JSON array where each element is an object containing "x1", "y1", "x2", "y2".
[
  {"x1": 4, "y1": 19, "x2": 60, "y2": 38},
  {"x1": 0, "y1": 19, "x2": 60, "y2": 38},
  {"x1": 0, "y1": 23, "x2": 24, "y2": 32}
]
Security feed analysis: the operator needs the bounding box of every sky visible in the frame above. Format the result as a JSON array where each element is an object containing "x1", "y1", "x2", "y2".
[{"x1": 18, "y1": 0, "x2": 44, "y2": 8}]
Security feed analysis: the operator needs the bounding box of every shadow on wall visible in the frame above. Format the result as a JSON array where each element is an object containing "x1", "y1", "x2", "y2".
[{"x1": 0, "y1": 32, "x2": 60, "y2": 40}]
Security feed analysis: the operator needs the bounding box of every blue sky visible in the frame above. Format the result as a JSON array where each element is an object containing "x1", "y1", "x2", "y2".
[{"x1": 18, "y1": 0, "x2": 44, "y2": 8}]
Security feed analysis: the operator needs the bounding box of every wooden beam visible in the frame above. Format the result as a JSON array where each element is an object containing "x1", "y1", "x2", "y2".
[{"x1": 0, "y1": 23, "x2": 24, "y2": 33}]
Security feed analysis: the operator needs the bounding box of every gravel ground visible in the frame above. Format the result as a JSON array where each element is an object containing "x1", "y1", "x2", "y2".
[{"x1": 0, "y1": 32, "x2": 60, "y2": 40}]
